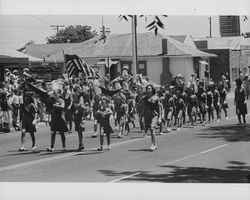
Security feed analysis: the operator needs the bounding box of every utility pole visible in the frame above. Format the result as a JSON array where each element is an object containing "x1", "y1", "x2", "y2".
[
  {"x1": 209, "y1": 17, "x2": 212, "y2": 38},
  {"x1": 131, "y1": 15, "x2": 138, "y2": 82},
  {"x1": 100, "y1": 16, "x2": 110, "y2": 38},
  {"x1": 51, "y1": 25, "x2": 65, "y2": 34}
]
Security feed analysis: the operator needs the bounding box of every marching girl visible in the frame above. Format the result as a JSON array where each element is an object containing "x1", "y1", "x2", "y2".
[
  {"x1": 125, "y1": 98, "x2": 136, "y2": 134},
  {"x1": 143, "y1": 84, "x2": 161, "y2": 151},
  {"x1": 91, "y1": 95, "x2": 102, "y2": 137},
  {"x1": 234, "y1": 78, "x2": 248, "y2": 125},
  {"x1": 115, "y1": 91, "x2": 128, "y2": 138},
  {"x1": 180, "y1": 87, "x2": 188, "y2": 125},
  {"x1": 175, "y1": 90, "x2": 185, "y2": 130},
  {"x1": 212, "y1": 84, "x2": 221, "y2": 121},
  {"x1": 47, "y1": 89, "x2": 68, "y2": 152},
  {"x1": 97, "y1": 97, "x2": 113, "y2": 151},
  {"x1": 218, "y1": 82, "x2": 228, "y2": 120},
  {"x1": 18, "y1": 92, "x2": 37, "y2": 151},
  {"x1": 196, "y1": 82, "x2": 207, "y2": 126},
  {"x1": 62, "y1": 82, "x2": 73, "y2": 133},
  {"x1": 206, "y1": 84, "x2": 214, "y2": 123},
  {"x1": 72, "y1": 85, "x2": 86, "y2": 151},
  {"x1": 187, "y1": 87, "x2": 198, "y2": 128},
  {"x1": 162, "y1": 87, "x2": 175, "y2": 132}
]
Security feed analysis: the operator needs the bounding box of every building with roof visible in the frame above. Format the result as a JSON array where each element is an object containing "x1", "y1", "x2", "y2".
[
  {"x1": 194, "y1": 36, "x2": 250, "y2": 82},
  {"x1": 32, "y1": 32, "x2": 215, "y2": 85},
  {"x1": 0, "y1": 48, "x2": 42, "y2": 82}
]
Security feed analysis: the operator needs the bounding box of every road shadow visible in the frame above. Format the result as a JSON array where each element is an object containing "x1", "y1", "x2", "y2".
[
  {"x1": 98, "y1": 161, "x2": 250, "y2": 183},
  {"x1": 73, "y1": 150, "x2": 104, "y2": 156},
  {"x1": 197, "y1": 123, "x2": 250, "y2": 142},
  {"x1": 2, "y1": 151, "x2": 41, "y2": 157},
  {"x1": 128, "y1": 149, "x2": 152, "y2": 152}
]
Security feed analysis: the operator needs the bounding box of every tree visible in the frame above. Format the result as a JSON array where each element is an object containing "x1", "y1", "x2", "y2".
[
  {"x1": 46, "y1": 25, "x2": 97, "y2": 44},
  {"x1": 119, "y1": 15, "x2": 167, "y2": 35}
]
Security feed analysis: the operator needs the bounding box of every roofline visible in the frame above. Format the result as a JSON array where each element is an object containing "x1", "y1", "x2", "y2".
[{"x1": 46, "y1": 54, "x2": 218, "y2": 63}]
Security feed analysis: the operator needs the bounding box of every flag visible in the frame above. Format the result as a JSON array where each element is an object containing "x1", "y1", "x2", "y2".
[{"x1": 64, "y1": 54, "x2": 101, "y2": 78}]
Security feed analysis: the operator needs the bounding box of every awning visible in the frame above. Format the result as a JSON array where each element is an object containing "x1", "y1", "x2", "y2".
[
  {"x1": 0, "y1": 49, "x2": 29, "y2": 64},
  {"x1": 199, "y1": 60, "x2": 209, "y2": 65}
]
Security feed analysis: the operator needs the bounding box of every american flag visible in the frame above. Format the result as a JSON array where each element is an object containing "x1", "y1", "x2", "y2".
[{"x1": 64, "y1": 54, "x2": 101, "y2": 78}]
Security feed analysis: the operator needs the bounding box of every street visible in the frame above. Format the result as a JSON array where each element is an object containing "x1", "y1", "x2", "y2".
[{"x1": 0, "y1": 95, "x2": 250, "y2": 183}]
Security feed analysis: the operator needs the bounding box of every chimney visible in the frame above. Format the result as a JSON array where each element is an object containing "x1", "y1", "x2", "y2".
[
  {"x1": 160, "y1": 39, "x2": 172, "y2": 85},
  {"x1": 162, "y1": 39, "x2": 168, "y2": 54}
]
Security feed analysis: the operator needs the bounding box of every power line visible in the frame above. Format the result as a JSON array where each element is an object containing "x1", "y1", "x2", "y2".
[
  {"x1": 0, "y1": 24, "x2": 48, "y2": 29},
  {"x1": 30, "y1": 15, "x2": 51, "y2": 26}
]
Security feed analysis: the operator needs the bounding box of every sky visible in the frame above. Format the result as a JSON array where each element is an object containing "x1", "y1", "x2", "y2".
[{"x1": 0, "y1": 0, "x2": 250, "y2": 50}]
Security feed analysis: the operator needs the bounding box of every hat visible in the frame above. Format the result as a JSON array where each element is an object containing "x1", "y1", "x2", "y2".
[
  {"x1": 23, "y1": 68, "x2": 29, "y2": 72},
  {"x1": 123, "y1": 66, "x2": 129, "y2": 70},
  {"x1": 13, "y1": 70, "x2": 18, "y2": 74}
]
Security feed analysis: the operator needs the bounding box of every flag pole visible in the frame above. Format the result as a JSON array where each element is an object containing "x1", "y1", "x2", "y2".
[
  {"x1": 62, "y1": 50, "x2": 71, "y2": 87},
  {"x1": 131, "y1": 15, "x2": 138, "y2": 82},
  {"x1": 107, "y1": 56, "x2": 110, "y2": 86}
]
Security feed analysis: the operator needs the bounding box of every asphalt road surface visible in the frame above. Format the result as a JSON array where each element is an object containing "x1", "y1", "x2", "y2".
[{"x1": 1, "y1": 96, "x2": 250, "y2": 183}]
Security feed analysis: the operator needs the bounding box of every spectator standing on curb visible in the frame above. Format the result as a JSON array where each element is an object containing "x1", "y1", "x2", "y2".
[{"x1": 234, "y1": 78, "x2": 248, "y2": 125}]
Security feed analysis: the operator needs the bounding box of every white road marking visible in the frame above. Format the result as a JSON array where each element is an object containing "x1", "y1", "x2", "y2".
[
  {"x1": 109, "y1": 172, "x2": 141, "y2": 183},
  {"x1": 200, "y1": 144, "x2": 229, "y2": 154},
  {"x1": 110, "y1": 143, "x2": 229, "y2": 182}
]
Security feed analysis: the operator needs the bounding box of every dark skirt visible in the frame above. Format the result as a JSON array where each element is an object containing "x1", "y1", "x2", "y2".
[
  {"x1": 22, "y1": 115, "x2": 36, "y2": 133},
  {"x1": 144, "y1": 114, "x2": 158, "y2": 131},
  {"x1": 74, "y1": 112, "x2": 83, "y2": 131},
  {"x1": 99, "y1": 119, "x2": 113, "y2": 134},
  {"x1": 64, "y1": 108, "x2": 73, "y2": 121},
  {"x1": 236, "y1": 102, "x2": 248, "y2": 115},
  {"x1": 50, "y1": 113, "x2": 68, "y2": 132}
]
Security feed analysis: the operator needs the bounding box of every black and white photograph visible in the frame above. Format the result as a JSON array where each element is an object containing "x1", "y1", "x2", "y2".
[{"x1": 0, "y1": 0, "x2": 250, "y2": 199}]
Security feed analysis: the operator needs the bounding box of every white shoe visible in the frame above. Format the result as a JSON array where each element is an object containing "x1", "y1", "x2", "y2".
[
  {"x1": 107, "y1": 146, "x2": 111, "y2": 150},
  {"x1": 30, "y1": 146, "x2": 37, "y2": 151},
  {"x1": 46, "y1": 147, "x2": 54, "y2": 152},
  {"x1": 226, "y1": 117, "x2": 229, "y2": 120},
  {"x1": 18, "y1": 147, "x2": 26, "y2": 151},
  {"x1": 150, "y1": 145, "x2": 157, "y2": 151},
  {"x1": 159, "y1": 132, "x2": 163, "y2": 135}
]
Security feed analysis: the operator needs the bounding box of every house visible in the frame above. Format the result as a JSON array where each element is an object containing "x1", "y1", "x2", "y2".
[
  {"x1": 0, "y1": 48, "x2": 42, "y2": 82},
  {"x1": 194, "y1": 36, "x2": 250, "y2": 82},
  {"x1": 41, "y1": 32, "x2": 216, "y2": 85}
]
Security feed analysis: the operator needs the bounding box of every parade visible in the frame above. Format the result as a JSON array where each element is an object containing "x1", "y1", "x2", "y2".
[
  {"x1": 1, "y1": 10, "x2": 250, "y2": 189},
  {"x1": 1, "y1": 60, "x2": 249, "y2": 154}
]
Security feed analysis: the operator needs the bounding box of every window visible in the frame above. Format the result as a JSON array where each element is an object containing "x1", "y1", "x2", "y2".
[{"x1": 120, "y1": 60, "x2": 147, "y2": 76}]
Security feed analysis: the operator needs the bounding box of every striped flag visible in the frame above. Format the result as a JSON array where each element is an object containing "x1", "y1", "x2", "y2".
[{"x1": 64, "y1": 54, "x2": 101, "y2": 78}]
